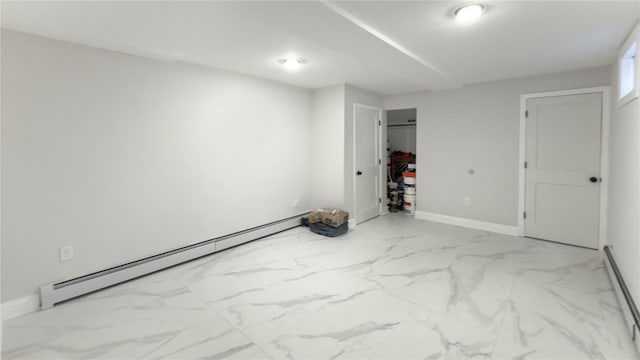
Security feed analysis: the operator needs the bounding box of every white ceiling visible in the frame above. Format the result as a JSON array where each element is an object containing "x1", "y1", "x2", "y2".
[{"x1": 2, "y1": 1, "x2": 639, "y2": 95}]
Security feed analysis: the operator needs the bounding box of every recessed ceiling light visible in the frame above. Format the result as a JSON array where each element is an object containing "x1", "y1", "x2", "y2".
[
  {"x1": 454, "y1": 3, "x2": 485, "y2": 22},
  {"x1": 279, "y1": 58, "x2": 305, "y2": 71}
]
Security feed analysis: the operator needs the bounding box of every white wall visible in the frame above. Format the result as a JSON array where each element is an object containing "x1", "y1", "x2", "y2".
[
  {"x1": 1, "y1": 30, "x2": 312, "y2": 302},
  {"x1": 387, "y1": 127, "x2": 416, "y2": 153},
  {"x1": 387, "y1": 109, "x2": 417, "y2": 153},
  {"x1": 607, "y1": 26, "x2": 640, "y2": 305},
  {"x1": 384, "y1": 66, "x2": 611, "y2": 226},
  {"x1": 310, "y1": 85, "x2": 345, "y2": 209},
  {"x1": 386, "y1": 109, "x2": 416, "y2": 125},
  {"x1": 308, "y1": 84, "x2": 384, "y2": 219},
  {"x1": 344, "y1": 85, "x2": 383, "y2": 219}
]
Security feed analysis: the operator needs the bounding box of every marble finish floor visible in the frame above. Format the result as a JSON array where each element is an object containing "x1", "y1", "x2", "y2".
[{"x1": 3, "y1": 214, "x2": 639, "y2": 359}]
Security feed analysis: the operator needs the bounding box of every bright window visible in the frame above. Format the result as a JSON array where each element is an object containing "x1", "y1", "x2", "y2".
[
  {"x1": 619, "y1": 26, "x2": 639, "y2": 106},
  {"x1": 619, "y1": 43, "x2": 636, "y2": 99}
]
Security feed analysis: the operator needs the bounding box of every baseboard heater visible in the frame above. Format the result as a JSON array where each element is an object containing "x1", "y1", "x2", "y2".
[
  {"x1": 604, "y1": 245, "x2": 640, "y2": 353},
  {"x1": 39, "y1": 213, "x2": 308, "y2": 309}
]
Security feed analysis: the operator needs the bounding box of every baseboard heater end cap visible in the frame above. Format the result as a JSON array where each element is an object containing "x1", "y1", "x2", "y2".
[{"x1": 39, "y1": 283, "x2": 55, "y2": 310}]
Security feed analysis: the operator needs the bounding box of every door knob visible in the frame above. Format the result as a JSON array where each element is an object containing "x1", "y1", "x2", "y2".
[
  {"x1": 589, "y1": 177, "x2": 598, "y2": 183},
  {"x1": 356, "y1": 171, "x2": 362, "y2": 176}
]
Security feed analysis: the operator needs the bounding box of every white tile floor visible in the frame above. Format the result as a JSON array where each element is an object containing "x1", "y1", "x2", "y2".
[{"x1": 3, "y1": 214, "x2": 638, "y2": 359}]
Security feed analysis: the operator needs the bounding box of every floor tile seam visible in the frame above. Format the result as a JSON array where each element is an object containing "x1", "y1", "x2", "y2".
[
  {"x1": 179, "y1": 284, "x2": 271, "y2": 358},
  {"x1": 161, "y1": 252, "x2": 272, "y2": 288},
  {"x1": 511, "y1": 274, "x2": 609, "y2": 318},
  {"x1": 388, "y1": 242, "x2": 539, "y2": 266},
  {"x1": 426, "y1": 258, "x2": 517, "y2": 329},
  {"x1": 172, "y1": 253, "x2": 330, "y2": 290},
  {"x1": 489, "y1": 272, "x2": 519, "y2": 359},
  {"x1": 365, "y1": 302, "x2": 420, "y2": 359},
  {"x1": 360, "y1": 281, "x2": 426, "y2": 310},
  {"x1": 273, "y1": 235, "x2": 366, "y2": 271},
  {"x1": 182, "y1": 280, "x2": 257, "y2": 330},
  {"x1": 402, "y1": 294, "x2": 504, "y2": 337},
  {"x1": 4, "y1": 310, "x2": 210, "y2": 360},
  {"x1": 287, "y1": 250, "x2": 387, "y2": 274},
  {"x1": 561, "y1": 310, "x2": 628, "y2": 360},
  {"x1": 226, "y1": 273, "x2": 369, "y2": 357},
  {"x1": 515, "y1": 276, "x2": 603, "y2": 299},
  {"x1": 364, "y1": 274, "x2": 436, "y2": 310},
  {"x1": 54, "y1": 277, "x2": 195, "y2": 316},
  {"x1": 255, "y1": 276, "x2": 413, "y2": 357},
  {"x1": 265, "y1": 237, "x2": 323, "y2": 260},
  {"x1": 297, "y1": 246, "x2": 521, "y2": 335},
  {"x1": 254, "y1": 293, "x2": 350, "y2": 359},
  {"x1": 564, "y1": 288, "x2": 629, "y2": 359},
  {"x1": 385, "y1": 241, "x2": 447, "y2": 255},
  {"x1": 245, "y1": 346, "x2": 276, "y2": 360},
  {"x1": 493, "y1": 274, "x2": 612, "y2": 359},
  {"x1": 176, "y1": 256, "x2": 357, "y2": 330},
  {"x1": 580, "y1": 278, "x2": 640, "y2": 359},
  {"x1": 283, "y1": 253, "x2": 335, "y2": 272},
  {"x1": 362, "y1": 241, "x2": 467, "y2": 271}
]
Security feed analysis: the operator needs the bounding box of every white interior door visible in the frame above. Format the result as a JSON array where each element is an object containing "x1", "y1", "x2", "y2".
[
  {"x1": 525, "y1": 93, "x2": 602, "y2": 248},
  {"x1": 355, "y1": 104, "x2": 381, "y2": 224}
]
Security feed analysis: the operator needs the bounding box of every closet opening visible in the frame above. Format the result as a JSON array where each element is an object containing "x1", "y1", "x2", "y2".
[{"x1": 386, "y1": 108, "x2": 417, "y2": 216}]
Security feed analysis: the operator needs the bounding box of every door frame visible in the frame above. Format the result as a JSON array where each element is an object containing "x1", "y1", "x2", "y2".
[
  {"x1": 353, "y1": 103, "x2": 384, "y2": 224},
  {"x1": 517, "y1": 86, "x2": 611, "y2": 249}
]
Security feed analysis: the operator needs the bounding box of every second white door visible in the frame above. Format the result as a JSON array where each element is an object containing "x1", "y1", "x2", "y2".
[
  {"x1": 525, "y1": 92, "x2": 602, "y2": 248},
  {"x1": 354, "y1": 104, "x2": 381, "y2": 224}
]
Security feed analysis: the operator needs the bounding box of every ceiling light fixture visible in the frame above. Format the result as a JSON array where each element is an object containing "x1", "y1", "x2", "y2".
[
  {"x1": 279, "y1": 58, "x2": 305, "y2": 71},
  {"x1": 454, "y1": 3, "x2": 485, "y2": 22}
]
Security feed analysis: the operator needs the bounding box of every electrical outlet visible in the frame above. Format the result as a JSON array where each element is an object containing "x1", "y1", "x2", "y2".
[
  {"x1": 464, "y1": 197, "x2": 471, "y2": 206},
  {"x1": 59, "y1": 245, "x2": 74, "y2": 262},
  {"x1": 293, "y1": 198, "x2": 299, "y2": 208}
]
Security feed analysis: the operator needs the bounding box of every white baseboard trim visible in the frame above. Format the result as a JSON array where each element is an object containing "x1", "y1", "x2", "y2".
[
  {"x1": 1, "y1": 294, "x2": 39, "y2": 321},
  {"x1": 348, "y1": 218, "x2": 356, "y2": 228},
  {"x1": 415, "y1": 211, "x2": 519, "y2": 236}
]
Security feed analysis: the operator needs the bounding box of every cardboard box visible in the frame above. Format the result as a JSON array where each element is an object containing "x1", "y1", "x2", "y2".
[
  {"x1": 321, "y1": 209, "x2": 349, "y2": 227},
  {"x1": 307, "y1": 209, "x2": 349, "y2": 228},
  {"x1": 307, "y1": 211, "x2": 323, "y2": 224}
]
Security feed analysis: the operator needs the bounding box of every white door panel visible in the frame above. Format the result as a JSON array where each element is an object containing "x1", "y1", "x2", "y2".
[
  {"x1": 525, "y1": 93, "x2": 602, "y2": 248},
  {"x1": 355, "y1": 105, "x2": 381, "y2": 224}
]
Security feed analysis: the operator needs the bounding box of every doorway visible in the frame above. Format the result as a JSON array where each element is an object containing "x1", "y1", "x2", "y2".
[
  {"x1": 519, "y1": 87, "x2": 610, "y2": 249},
  {"x1": 354, "y1": 104, "x2": 383, "y2": 224},
  {"x1": 386, "y1": 108, "x2": 417, "y2": 215}
]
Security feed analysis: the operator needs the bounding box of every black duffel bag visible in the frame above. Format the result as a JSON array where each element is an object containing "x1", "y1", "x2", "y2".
[{"x1": 309, "y1": 221, "x2": 348, "y2": 237}]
